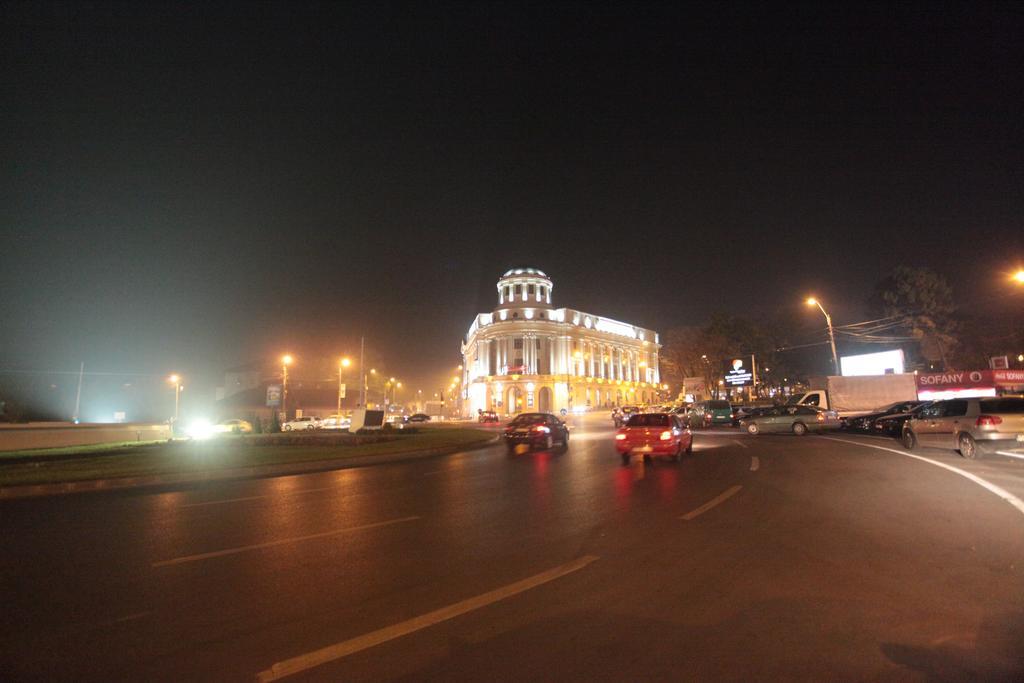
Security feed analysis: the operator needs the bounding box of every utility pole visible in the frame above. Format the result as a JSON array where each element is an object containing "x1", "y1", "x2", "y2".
[
  {"x1": 72, "y1": 362, "x2": 84, "y2": 423},
  {"x1": 359, "y1": 336, "x2": 366, "y2": 406},
  {"x1": 807, "y1": 298, "x2": 840, "y2": 375}
]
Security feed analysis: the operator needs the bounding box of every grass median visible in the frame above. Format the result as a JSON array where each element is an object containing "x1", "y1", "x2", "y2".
[{"x1": 0, "y1": 428, "x2": 496, "y2": 488}]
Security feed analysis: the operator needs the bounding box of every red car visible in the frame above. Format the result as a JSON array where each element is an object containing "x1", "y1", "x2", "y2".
[{"x1": 614, "y1": 412, "x2": 693, "y2": 465}]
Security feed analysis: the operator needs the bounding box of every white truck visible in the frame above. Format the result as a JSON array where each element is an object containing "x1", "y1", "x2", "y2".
[{"x1": 788, "y1": 374, "x2": 918, "y2": 418}]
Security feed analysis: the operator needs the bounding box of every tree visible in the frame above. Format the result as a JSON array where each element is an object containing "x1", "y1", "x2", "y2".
[{"x1": 869, "y1": 266, "x2": 959, "y2": 369}]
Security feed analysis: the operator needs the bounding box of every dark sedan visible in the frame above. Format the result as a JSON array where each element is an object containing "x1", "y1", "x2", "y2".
[
  {"x1": 406, "y1": 413, "x2": 432, "y2": 423},
  {"x1": 873, "y1": 402, "x2": 933, "y2": 437},
  {"x1": 845, "y1": 401, "x2": 927, "y2": 432},
  {"x1": 504, "y1": 413, "x2": 570, "y2": 453}
]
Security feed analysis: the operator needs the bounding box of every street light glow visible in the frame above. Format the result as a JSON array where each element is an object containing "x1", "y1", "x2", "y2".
[
  {"x1": 806, "y1": 297, "x2": 817, "y2": 306},
  {"x1": 341, "y1": 357, "x2": 351, "y2": 367},
  {"x1": 282, "y1": 354, "x2": 293, "y2": 365},
  {"x1": 1013, "y1": 269, "x2": 1024, "y2": 284},
  {"x1": 168, "y1": 374, "x2": 180, "y2": 384}
]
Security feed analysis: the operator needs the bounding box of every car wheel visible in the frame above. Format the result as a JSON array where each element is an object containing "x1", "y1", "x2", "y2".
[
  {"x1": 685, "y1": 438, "x2": 693, "y2": 454},
  {"x1": 902, "y1": 429, "x2": 916, "y2": 450},
  {"x1": 643, "y1": 454, "x2": 652, "y2": 464},
  {"x1": 792, "y1": 422, "x2": 808, "y2": 436},
  {"x1": 958, "y1": 433, "x2": 981, "y2": 460},
  {"x1": 621, "y1": 453, "x2": 631, "y2": 466},
  {"x1": 284, "y1": 425, "x2": 292, "y2": 431},
  {"x1": 746, "y1": 423, "x2": 759, "y2": 436}
]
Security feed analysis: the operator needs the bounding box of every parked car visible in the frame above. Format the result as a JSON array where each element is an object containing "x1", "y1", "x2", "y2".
[
  {"x1": 407, "y1": 413, "x2": 431, "y2": 423},
  {"x1": 902, "y1": 397, "x2": 1024, "y2": 458},
  {"x1": 612, "y1": 405, "x2": 641, "y2": 428},
  {"x1": 844, "y1": 401, "x2": 926, "y2": 431},
  {"x1": 614, "y1": 412, "x2": 692, "y2": 464},
  {"x1": 873, "y1": 402, "x2": 934, "y2": 437},
  {"x1": 689, "y1": 400, "x2": 734, "y2": 428},
  {"x1": 283, "y1": 416, "x2": 321, "y2": 431},
  {"x1": 740, "y1": 405, "x2": 841, "y2": 436},
  {"x1": 478, "y1": 410, "x2": 500, "y2": 423},
  {"x1": 503, "y1": 413, "x2": 570, "y2": 453}
]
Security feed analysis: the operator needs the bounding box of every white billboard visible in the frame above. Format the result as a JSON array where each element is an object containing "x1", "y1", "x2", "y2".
[{"x1": 840, "y1": 349, "x2": 905, "y2": 377}]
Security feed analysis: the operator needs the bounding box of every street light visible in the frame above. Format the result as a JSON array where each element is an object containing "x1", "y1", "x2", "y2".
[
  {"x1": 1013, "y1": 269, "x2": 1024, "y2": 284},
  {"x1": 167, "y1": 374, "x2": 182, "y2": 430},
  {"x1": 282, "y1": 354, "x2": 293, "y2": 418},
  {"x1": 805, "y1": 297, "x2": 840, "y2": 374}
]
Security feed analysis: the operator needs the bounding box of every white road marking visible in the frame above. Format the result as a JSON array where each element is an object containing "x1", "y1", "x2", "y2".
[
  {"x1": 995, "y1": 450, "x2": 1024, "y2": 461},
  {"x1": 819, "y1": 437, "x2": 1024, "y2": 518},
  {"x1": 152, "y1": 516, "x2": 419, "y2": 567},
  {"x1": 255, "y1": 554, "x2": 601, "y2": 682},
  {"x1": 680, "y1": 485, "x2": 743, "y2": 521},
  {"x1": 113, "y1": 611, "x2": 151, "y2": 623},
  {"x1": 180, "y1": 486, "x2": 339, "y2": 508},
  {"x1": 750, "y1": 456, "x2": 760, "y2": 472},
  {"x1": 732, "y1": 440, "x2": 749, "y2": 449}
]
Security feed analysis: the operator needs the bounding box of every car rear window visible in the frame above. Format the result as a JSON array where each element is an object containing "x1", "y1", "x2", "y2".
[
  {"x1": 625, "y1": 414, "x2": 670, "y2": 427},
  {"x1": 509, "y1": 413, "x2": 545, "y2": 426},
  {"x1": 980, "y1": 399, "x2": 1024, "y2": 414},
  {"x1": 709, "y1": 401, "x2": 731, "y2": 409}
]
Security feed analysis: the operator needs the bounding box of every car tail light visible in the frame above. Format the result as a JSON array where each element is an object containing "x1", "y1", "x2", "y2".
[
  {"x1": 533, "y1": 425, "x2": 550, "y2": 433},
  {"x1": 659, "y1": 430, "x2": 673, "y2": 441},
  {"x1": 615, "y1": 432, "x2": 627, "y2": 440},
  {"x1": 976, "y1": 415, "x2": 1002, "y2": 427}
]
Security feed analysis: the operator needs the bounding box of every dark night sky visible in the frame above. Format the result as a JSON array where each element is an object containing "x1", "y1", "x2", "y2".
[{"x1": 2, "y1": 1, "x2": 1022, "y2": 406}]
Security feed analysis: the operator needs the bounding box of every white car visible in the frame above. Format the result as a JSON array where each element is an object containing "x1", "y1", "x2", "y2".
[
  {"x1": 283, "y1": 416, "x2": 321, "y2": 431},
  {"x1": 321, "y1": 414, "x2": 351, "y2": 430}
]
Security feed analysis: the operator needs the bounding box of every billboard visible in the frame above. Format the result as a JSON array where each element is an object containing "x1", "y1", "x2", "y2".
[
  {"x1": 723, "y1": 356, "x2": 754, "y2": 387},
  {"x1": 266, "y1": 384, "x2": 282, "y2": 407},
  {"x1": 839, "y1": 350, "x2": 905, "y2": 377}
]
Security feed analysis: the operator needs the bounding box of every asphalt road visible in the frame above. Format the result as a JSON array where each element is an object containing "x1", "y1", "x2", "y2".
[{"x1": 3, "y1": 414, "x2": 1024, "y2": 681}]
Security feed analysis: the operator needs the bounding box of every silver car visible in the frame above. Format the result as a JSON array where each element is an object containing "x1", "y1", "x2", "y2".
[{"x1": 902, "y1": 397, "x2": 1024, "y2": 458}]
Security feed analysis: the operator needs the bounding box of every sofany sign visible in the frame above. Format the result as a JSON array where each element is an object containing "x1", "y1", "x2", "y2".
[{"x1": 916, "y1": 370, "x2": 1024, "y2": 389}]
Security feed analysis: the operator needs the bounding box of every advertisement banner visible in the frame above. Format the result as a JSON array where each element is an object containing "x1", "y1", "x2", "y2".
[
  {"x1": 266, "y1": 384, "x2": 282, "y2": 407},
  {"x1": 723, "y1": 356, "x2": 754, "y2": 387}
]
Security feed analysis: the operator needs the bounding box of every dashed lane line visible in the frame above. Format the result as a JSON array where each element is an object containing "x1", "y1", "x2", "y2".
[
  {"x1": 819, "y1": 436, "x2": 1024, "y2": 519},
  {"x1": 750, "y1": 456, "x2": 760, "y2": 472},
  {"x1": 732, "y1": 439, "x2": 749, "y2": 449},
  {"x1": 152, "y1": 516, "x2": 420, "y2": 567},
  {"x1": 680, "y1": 485, "x2": 743, "y2": 521},
  {"x1": 255, "y1": 554, "x2": 601, "y2": 682},
  {"x1": 180, "y1": 486, "x2": 339, "y2": 508}
]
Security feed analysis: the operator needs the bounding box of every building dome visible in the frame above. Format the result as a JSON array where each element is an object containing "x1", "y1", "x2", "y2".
[{"x1": 496, "y1": 267, "x2": 553, "y2": 308}]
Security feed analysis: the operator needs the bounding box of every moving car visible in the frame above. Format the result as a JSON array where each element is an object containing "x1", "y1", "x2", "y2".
[
  {"x1": 503, "y1": 413, "x2": 570, "y2": 453},
  {"x1": 614, "y1": 412, "x2": 692, "y2": 464},
  {"x1": 407, "y1": 413, "x2": 432, "y2": 423},
  {"x1": 283, "y1": 416, "x2": 321, "y2": 431},
  {"x1": 845, "y1": 400, "x2": 926, "y2": 431},
  {"x1": 214, "y1": 419, "x2": 253, "y2": 434},
  {"x1": 612, "y1": 405, "x2": 640, "y2": 428},
  {"x1": 872, "y1": 402, "x2": 933, "y2": 437},
  {"x1": 740, "y1": 405, "x2": 840, "y2": 436},
  {"x1": 478, "y1": 410, "x2": 500, "y2": 423},
  {"x1": 902, "y1": 397, "x2": 1024, "y2": 458},
  {"x1": 320, "y1": 414, "x2": 351, "y2": 430}
]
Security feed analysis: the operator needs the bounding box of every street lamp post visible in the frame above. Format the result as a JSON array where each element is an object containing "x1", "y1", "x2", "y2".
[
  {"x1": 282, "y1": 354, "x2": 293, "y2": 419},
  {"x1": 337, "y1": 357, "x2": 351, "y2": 421},
  {"x1": 806, "y1": 298, "x2": 840, "y2": 375},
  {"x1": 167, "y1": 374, "x2": 181, "y2": 432}
]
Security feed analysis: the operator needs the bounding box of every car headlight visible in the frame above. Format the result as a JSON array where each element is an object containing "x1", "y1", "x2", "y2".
[{"x1": 187, "y1": 419, "x2": 214, "y2": 440}]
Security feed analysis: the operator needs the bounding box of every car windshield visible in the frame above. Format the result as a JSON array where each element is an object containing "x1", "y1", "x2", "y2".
[
  {"x1": 625, "y1": 414, "x2": 671, "y2": 427},
  {"x1": 509, "y1": 414, "x2": 546, "y2": 426}
]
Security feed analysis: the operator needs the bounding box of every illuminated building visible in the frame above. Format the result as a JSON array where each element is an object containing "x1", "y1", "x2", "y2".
[{"x1": 460, "y1": 268, "x2": 661, "y2": 416}]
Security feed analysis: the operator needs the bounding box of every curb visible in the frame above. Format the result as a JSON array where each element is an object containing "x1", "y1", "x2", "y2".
[{"x1": 0, "y1": 435, "x2": 501, "y2": 501}]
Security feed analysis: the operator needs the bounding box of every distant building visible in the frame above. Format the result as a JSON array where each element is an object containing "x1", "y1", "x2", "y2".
[{"x1": 460, "y1": 268, "x2": 661, "y2": 416}]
